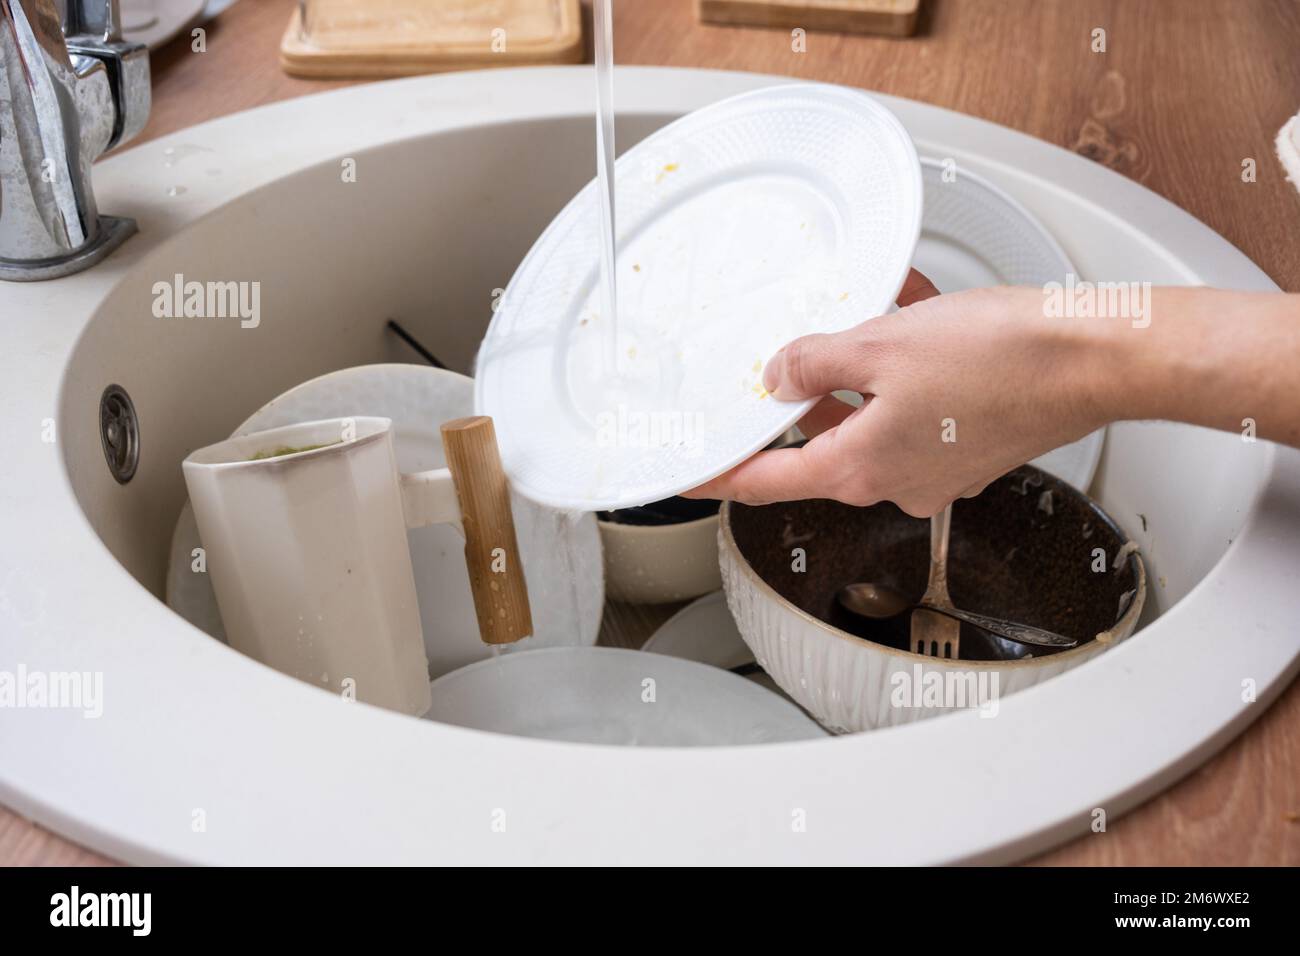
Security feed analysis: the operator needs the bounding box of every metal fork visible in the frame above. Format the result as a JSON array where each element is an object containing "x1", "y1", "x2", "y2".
[{"x1": 911, "y1": 504, "x2": 961, "y2": 659}]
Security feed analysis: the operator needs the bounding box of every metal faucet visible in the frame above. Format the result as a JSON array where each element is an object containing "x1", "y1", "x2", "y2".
[{"x1": 0, "y1": 0, "x2": 150, "y2": 280}]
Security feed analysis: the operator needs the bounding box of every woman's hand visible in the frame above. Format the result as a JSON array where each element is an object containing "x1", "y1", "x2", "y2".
[
  {"x1": 686, "y1": 270, "x2": 1114, "y2": 517},
  {"x1": 687, "y1": 273, "x2": 1298, "y2": 516}
]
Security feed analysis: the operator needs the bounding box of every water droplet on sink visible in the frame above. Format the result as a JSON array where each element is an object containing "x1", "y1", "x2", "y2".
[
  {"x1": 167, "y1": 185, "x2": 187, "y2": 197},
  {"x1": 162, "y1": 144, "x2": 214, "y2": 168}
]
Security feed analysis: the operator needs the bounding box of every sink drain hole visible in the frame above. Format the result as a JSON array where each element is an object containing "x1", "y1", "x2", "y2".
[{"x1": 99, "y1": 384, "x2": 139, "y2": 484}]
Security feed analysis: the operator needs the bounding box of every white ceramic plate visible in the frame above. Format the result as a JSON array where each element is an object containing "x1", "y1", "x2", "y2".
[
  {"x1": 426, "y1": 646, "x2": 826, "y2": 745},
  {"x1": 642, "y1": 591, "x2": 809, "y2": 710},
  {"x1": 120, "y1": 0, "x2": 207, "y2": 50},
  {"x1": 642, "y1": 592, "x2": 751, "y2": 668},
  {"x1": 476, "y1": 83, "x2": 922, "y2": 510},
  {"x1": 166, "y1": 364, "x2": 604, "y2": 678},
  {"x1": 915, "y1": 156, "x2": 1105, "y2": 490}
]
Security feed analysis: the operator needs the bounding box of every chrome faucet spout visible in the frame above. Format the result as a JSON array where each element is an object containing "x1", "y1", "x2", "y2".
[{"x1": 0, "y1": 0, "x2": 150, "y2": 280}]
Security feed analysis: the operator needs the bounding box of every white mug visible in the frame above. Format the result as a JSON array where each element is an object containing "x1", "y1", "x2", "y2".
[{"x1": 182, "y1": 416, "x2": 466, "y2": 716}]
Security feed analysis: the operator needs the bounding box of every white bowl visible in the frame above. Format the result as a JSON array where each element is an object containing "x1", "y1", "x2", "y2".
[{"x1": 599, "y1": 513, "x2": 722, "y2": 604}]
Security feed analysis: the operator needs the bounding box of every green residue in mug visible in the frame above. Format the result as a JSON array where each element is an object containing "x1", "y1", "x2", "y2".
[{"x1": 249, "y1": 440, "x2": 341, "y2": 461}]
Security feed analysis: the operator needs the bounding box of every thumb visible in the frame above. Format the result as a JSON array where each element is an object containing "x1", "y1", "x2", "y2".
[
  {"x1": 686, "y1": 439, "x2": 847, "y2": 505},
  {"x1": 762, "y1": 330, "x2": 875, "y2": 401},
  {"x1": 763, "y1": 268, "x2": 940, "y2": 401}
]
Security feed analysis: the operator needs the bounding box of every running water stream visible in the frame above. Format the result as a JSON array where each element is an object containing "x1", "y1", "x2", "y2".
[{"x1": 593, "y1": 0, "x2": 619, "y2": 377}]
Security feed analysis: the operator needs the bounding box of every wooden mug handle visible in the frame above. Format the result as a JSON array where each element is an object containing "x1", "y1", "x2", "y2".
[{"x1": 439, "y1": 416, "x2": 533, "y2": 645}]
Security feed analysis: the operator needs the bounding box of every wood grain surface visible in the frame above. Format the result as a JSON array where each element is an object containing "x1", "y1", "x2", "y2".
[
  {"x1": 3, "y1": 0, "x2": 1297, "y2": 867},
  {"x1": 439, "y1": 416, "x2": 534, "y2": 645},
  {"x1": 280, "y1": 0, "x2": 584, "y2": 78},
  {"x1": 698, "y1": 0, "x2": 922, "y2": 37}
]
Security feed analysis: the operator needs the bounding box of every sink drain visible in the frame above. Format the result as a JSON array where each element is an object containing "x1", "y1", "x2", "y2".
[{"x1": 99, "y1": 384, "x2": 139, "y2": 484}]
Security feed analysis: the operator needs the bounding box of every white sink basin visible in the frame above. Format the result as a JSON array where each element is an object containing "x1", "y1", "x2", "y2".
[{"x1": 2, "y1": 66, "x2": 1298, "y2": 864}]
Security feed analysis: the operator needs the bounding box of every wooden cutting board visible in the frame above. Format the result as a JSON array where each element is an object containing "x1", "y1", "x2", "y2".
[
  {"x1": 697, "y1": 0, "x2": 920, "y2": 37},
  {"x1": 282, "y1": 0, "x2": 583, "y2": 79}
]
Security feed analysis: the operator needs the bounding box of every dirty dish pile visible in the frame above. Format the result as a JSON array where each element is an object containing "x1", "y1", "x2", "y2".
[{"x1": 169, "y1": 86, "x2": 1145, "y2": 744}]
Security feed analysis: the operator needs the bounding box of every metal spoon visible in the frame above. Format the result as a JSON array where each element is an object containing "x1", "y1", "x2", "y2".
[{"x1": 836, "y1": 581, "x2": 1079, "y2": 649}]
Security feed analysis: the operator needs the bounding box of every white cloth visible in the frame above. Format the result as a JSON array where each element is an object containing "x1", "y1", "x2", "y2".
[{"x1": 1277, "y1": 111, "x2": 1300, "y2": 193}]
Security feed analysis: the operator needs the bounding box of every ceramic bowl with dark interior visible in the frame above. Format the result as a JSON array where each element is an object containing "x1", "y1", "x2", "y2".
[{"x1": 718, "y1": 465, "x2": 1146, "y2": 732}]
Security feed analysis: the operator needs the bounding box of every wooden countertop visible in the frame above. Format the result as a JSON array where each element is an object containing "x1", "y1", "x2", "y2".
[{"x1": 3, "y1": 0, "x2": 1297, "y2": 867}]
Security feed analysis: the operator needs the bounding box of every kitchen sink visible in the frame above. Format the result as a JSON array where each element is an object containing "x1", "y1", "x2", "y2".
[{"x1": 2, "y1": 67, "x2": 1297, "y2": 864}]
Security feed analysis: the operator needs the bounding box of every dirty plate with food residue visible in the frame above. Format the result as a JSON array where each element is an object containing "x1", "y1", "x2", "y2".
[{"x1": 476, "y1": 84, "x2": 922, "y2": 510}]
